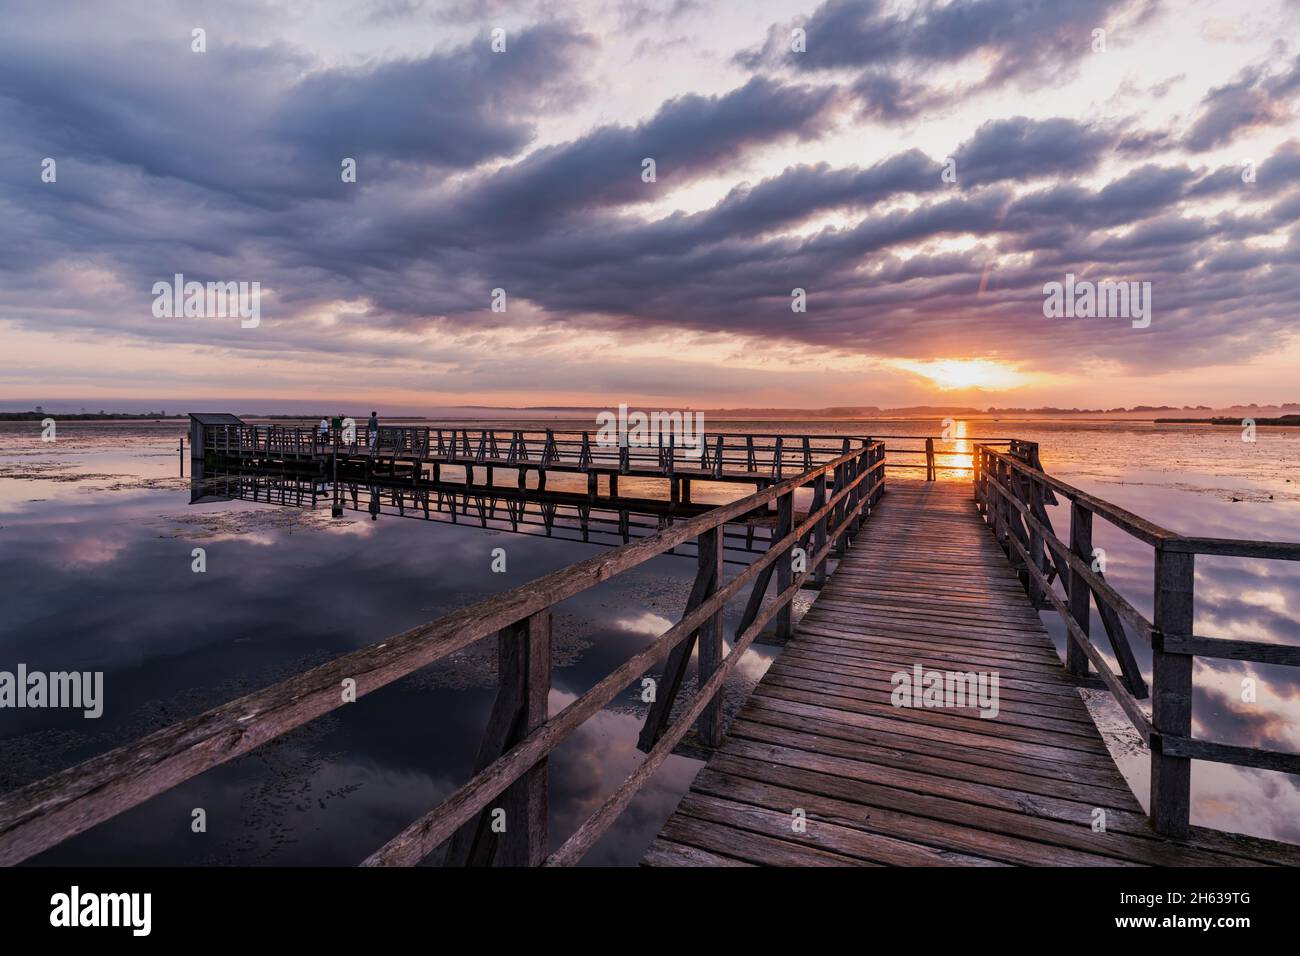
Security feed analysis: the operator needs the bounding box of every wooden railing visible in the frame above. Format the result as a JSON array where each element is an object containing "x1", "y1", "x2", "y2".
[
  {"x1": 872, "y1": 435, "x2": 1016, "y2": 479},
  {"x1": 974, "y1": 443, "x2": 1300, "y2": 839},
  {"x1": 203, "y1": 424, "x2": 877, "y2": 480},
  {"x1": 203, "y1": 424, "x2": 1020, "y2": 484},
  {"x1": 0, "y1": 441, "x2": 885, "y2": 866}
]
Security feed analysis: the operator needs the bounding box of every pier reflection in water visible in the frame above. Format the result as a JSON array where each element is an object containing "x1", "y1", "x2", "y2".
[{"x1": 190, "y1": 467, "x2": 782, "y2": 568}]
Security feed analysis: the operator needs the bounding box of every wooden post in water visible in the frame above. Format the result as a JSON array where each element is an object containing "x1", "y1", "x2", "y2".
[
  {"x1": 774, "y1": 490, "x2": 794, "y2": 641},
  {"x1": 445, "y1": 609, "x2": 551, "y2": 866},
  {"x1": 638, "y1": 525, "x2": 723, "y2": 751},
  {"x1": 829, "y1": 461, "x2": 847, "y2": 557},
  {"x1": 696, "y1": 527, "x2": 726, "y2": 747},
  {"x1": 1065, "y1": 501, "x2": 1093, "y2": 678},
  {"x1": 812, "y1": 473, "x2": 828, "y2": 588},
  {"x1": 1151, "y1": 547, "x2": 1194, "y2": 839}
]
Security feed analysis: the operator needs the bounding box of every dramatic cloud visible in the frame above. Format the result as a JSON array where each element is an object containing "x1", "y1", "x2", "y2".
[
  {"x1": 740, "y1": 0, "x2": 1158, "y2": 82},
  {"x1": 1184, "y1": 54, "x2": 1300, "y2": 150},
  {"x1": 2, "y1": 0, "x2": 1300, "y2": 409}
]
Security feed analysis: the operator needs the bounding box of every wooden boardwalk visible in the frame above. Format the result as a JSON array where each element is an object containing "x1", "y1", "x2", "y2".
[{"x1": 646, "y1": 480, "x2": 1300, "y2": 866}]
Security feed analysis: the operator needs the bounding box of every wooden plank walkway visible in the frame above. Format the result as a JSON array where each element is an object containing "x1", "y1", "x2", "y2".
[{"x1": 645, "y1": 480, "x2": 1300, "y2": 866}]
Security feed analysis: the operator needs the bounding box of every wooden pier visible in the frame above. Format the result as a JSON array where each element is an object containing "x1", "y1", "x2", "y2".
[
  {"x1": 187, "y1": 416, "x2": 972, "y2": 501},
  {"x1": 3, "y1": 430, "x2": 1299, "y2": 867},
  {"x1": 645, "y1": 480, "x2": 1300, "y2": 866}
]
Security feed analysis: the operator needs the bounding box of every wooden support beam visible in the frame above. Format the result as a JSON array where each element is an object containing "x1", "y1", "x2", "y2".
[
  {"x1": 1025, "y1": 473, "x2": 1045, "y2": 607},
  {"x1": 637, "y1": 531, "x2": 722, "y2": 751},
  {"x1": 773, "y1": 491, "x2": 794, "y2": 642},
  {"x1": 1065, "y1": 501, "x2": 1093, "y2": 678},
  {"x1": 1151, "y1": 547, "x2": 1194, "y2": 840},
  {"x1": 444, "y1": 611, "x2": 551, "y2": 866},
  {"x1": 696, "y1": 527, "x2": 726, "y2": 748},
  {"x1": 812, "y1": 473, "x2": 828, "y2": 588}
]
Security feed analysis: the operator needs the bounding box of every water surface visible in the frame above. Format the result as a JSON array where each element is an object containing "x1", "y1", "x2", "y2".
[{"x1": 2, "y1": 417, "x2": 1297, "y2": 861}]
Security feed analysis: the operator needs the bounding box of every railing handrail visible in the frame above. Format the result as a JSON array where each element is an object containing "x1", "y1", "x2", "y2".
[
  {"x1": 206, "y1": 423, "x2": 1022, "y2": 445},
  {"x1": 202, "y1": 423, "x2": 1002, "y2": 483},
  {"x1": 0, "y1": 442, "x2": 886, "y2": 867}
]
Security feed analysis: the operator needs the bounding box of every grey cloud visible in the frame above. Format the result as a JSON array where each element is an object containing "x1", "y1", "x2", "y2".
[{"x1": 1185, "y1": 55, "x2": 1300, "y2": 151}]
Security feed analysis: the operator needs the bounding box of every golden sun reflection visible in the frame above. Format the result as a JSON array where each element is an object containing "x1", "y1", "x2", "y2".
[{"x1": 947, "y1": 419, "x2": 973, "y2": 476}]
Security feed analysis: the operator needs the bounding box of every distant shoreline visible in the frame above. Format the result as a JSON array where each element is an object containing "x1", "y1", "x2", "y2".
[
  {"x1": 5, "y1": 408, "x2": 1300, "y2": 425},
  {"x1": 0, "y1": 412, "x2": 184, "y2": 421},
  {"x1": 1156, "y1": 415, "x2": 1300, "y2": 426}
]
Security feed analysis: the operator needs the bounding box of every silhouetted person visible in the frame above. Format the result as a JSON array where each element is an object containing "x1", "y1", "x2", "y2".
[{"x1": 367, "y1": 411, "x2": 379, "y2": 450}]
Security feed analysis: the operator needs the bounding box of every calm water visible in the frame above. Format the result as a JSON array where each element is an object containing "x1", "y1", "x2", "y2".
[{"x1": 1, "y1": 417, "x2": 1298, "y2": 862}]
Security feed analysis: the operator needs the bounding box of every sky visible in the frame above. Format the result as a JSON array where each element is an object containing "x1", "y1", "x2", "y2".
[{"x1": 3, "y1": 0, "x2": 1300, "y2": 412}]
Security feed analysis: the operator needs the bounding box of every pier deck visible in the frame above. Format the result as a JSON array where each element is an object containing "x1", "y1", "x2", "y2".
[{"x1": 645, "y1": 480, "x2": 1300, "y2": 867}]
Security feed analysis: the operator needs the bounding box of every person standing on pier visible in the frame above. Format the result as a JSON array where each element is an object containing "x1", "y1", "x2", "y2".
[{"x1": 367, "y1": 410, "x2": 379, "y2": 451}]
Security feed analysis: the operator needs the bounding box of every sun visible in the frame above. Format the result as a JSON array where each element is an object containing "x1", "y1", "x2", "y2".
[{"x1": 890, "y1": 358, "x2": 1032, "y2": 391}]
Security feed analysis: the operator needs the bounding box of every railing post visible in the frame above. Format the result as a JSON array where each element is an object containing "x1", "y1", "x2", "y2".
[
  {"x1": 1151, "y1": 546, "x2": 1194, "y2": 839},
  {"x1": 774, "y1": 489, "x2": 794, "y2": 641},
  {"x1": 697, "y1": 526, "x2": 726, "y2": 747},
  {"x1": 850, "y1": 450, "x2": 865, "y2": 530},
  {"x1": 637, "y1": 525, "x2": 723, "y2": 751},
  {"x1": 874, "y1": 442, "x2": 885, "y2": 503},
  {"x1": 990, "y1": 459, "x2": 1006, "y2": 551},
  {"x1": 813, "y1": 473, "x2": 828, "y2": 588},
  {"x1": 1065, "y1": 501, "x2": 1093, "y2": 678},
  {"x1": 830, "y1": 461, "x2": 847, "y2": 556},
  {"x1": 925, "y1": 436, "x2": 935, "y2": 481},
  {"x1": 445, "y1": 609, "x2": 551, "y2": 866},
  {"x1": 1025, "y1": 471, "x2": 1045, "y2": 606}
]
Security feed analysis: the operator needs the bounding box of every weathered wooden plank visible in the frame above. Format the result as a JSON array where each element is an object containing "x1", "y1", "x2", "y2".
[
  {"x1": 703, "y1": 749, "x2": 1265, "y2": 867},
  {"x1": 689, "y1": 769, "x2": 1128, "y2": 867},
  {"x1": 677, "y1": 793, "x2": 1006, "y2": 867},
  {"x1": 641, "y1": 837, "x2": 753, "y2": 867},
  {"x1": 736, "y1": 699, "x2": 1136, "y2": 793},
  {"x1": 659, "y1": 815, "x2": 867, "y2": 866}
]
